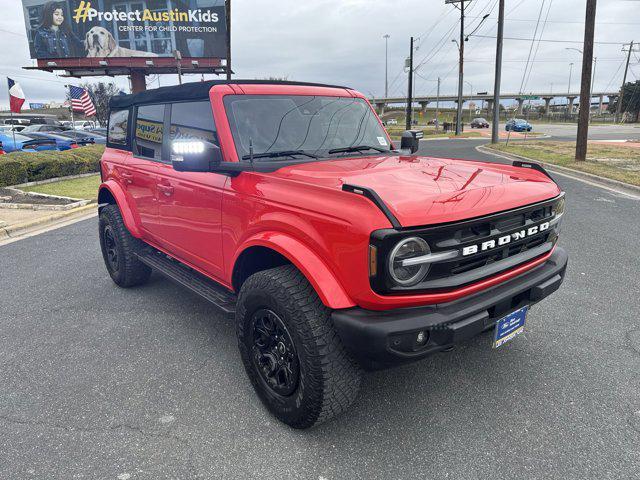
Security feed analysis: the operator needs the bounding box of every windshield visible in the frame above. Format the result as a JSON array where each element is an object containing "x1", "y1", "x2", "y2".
[{"x1": 223, "y1": 95, "x2": 391, "y2": 161}]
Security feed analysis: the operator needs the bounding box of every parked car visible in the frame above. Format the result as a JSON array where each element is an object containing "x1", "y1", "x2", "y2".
[
  {"x1": 20, "y1": 132, "x2": 93, "y2": 151},
  {"x1": 21, "y1": 124, "x2": 69, "y2": 133},
  {"x1": 0, "y1": 131, "x2": 58, "y2": 153},
  {"x1": 506, "y1": 118, "x2": 532, "y2": 132},
  {"x1": 29, "y1": 117, "x2": 64, "y2": 126},
  {"x1": 98, "y1": 80, "x2": 567, "y2": 429},
  {"x1": 3, "y1": 120, "x2": 27, "y2": 132},
  {"x1": 470, "y1": 117, "x2": 490, "y2": 128},
  {"x1": 74, "y1": 120, "x2": 97, "y2": 129},
  {"x1": 387, "y1": 118, "x2": 398, "y2": 125},
  {"x1": 57, "y1": 129, "x2": 105, "y2": 145},
  {"x1": 88, "y1": 127, "x2": 108, "y2": 136}
]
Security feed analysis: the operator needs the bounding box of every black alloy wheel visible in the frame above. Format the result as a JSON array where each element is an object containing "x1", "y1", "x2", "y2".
[
  {"x1": 103, "y1": 224, "x2": 119, "y2": 273},
  {"x1": 250, "y1": 308, "x2": 300, "y2": 397}
]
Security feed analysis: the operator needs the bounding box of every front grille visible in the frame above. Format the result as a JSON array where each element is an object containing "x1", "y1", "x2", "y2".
[{"x1": 370, "y1": 195, "x2": 563, "y2": 294}]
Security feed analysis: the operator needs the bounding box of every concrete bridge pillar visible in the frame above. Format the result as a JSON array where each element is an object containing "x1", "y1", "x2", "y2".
[
  {"x1": 419, "y1": 101, "x2": 429, "y2": 117},
  {"x1": 567, "y1": 96, "x2": 577, "y2": 114},
  {"x1": 375, "y1": 102, "x2": 386, "y2": 115},
  {"x1": 543, "y1": 97, "x2": 553, "y2": 116},
  {"x1": 598, "y1": 95, "x2": 604, "y2": 114},
  {"x1": 486, "y1": 99, "x2": 494, "y2": 116},
  {"x1": 516, "y1": 98, "x2": 525, "y2": 115}
]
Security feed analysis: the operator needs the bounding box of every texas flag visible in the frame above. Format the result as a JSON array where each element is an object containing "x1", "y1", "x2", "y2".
[{"x1": 7, "y1": 78, "x2": 25, "y2": 114}]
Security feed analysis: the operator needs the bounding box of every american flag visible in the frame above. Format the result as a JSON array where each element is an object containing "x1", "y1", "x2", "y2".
[{"x1": 69, "y1": 85, "x2": 96, "y2": 117}]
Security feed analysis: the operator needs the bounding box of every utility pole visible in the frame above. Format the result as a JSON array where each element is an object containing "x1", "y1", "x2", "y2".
[
  {"x1": 436, "y1": 76, "x2": 441, "y2": 130},
  {"x1": 456, "y1": 0, "x2": 466, "y2": 135},
  {"x1": 405, "y1": 36, "x2": 414, "y2": 131},
  {"x1": 576, "y1": 0, "x2": 597, "y2": 162},
  {"x1": 383, "y1": 34, "x2": 390, "y2": 98},
  {"x1": 226, "y1": 0, "x2": 231, "y2": 80},
  {"x1": 616, "y1": 41, "x2": 636, "y2": 122},
  {"x1": 491, "y1": 0, "x2": 504, "y2": 144}
]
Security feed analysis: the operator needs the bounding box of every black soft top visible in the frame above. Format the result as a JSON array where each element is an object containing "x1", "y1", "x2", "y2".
[{"x1": 109, "y1": 79, "x2": 352, "y2": 109}]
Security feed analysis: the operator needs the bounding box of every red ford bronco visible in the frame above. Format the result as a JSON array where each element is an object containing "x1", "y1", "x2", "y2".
[{"x1": 98, "y1": 80, "x2": 567, "y2": 429}]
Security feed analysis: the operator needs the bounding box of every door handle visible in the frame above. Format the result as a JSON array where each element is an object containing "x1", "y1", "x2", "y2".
[
  {"x1": 120, "y1": 171, "x2": 134, "y2": 183},
  {"x1": 157, "y1": 184, "x2": 174, "y2": 196}
]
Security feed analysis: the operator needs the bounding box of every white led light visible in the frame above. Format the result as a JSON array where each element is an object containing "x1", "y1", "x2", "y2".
[{"x1": 172, "y1": 140, "x2": 205, "y2": 155}]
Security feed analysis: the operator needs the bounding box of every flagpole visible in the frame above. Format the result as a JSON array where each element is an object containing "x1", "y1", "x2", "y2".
[
  {"x1": 7, "y1": 77, "x2": 16, "y2": 148},
  {"x1": 67, "y1": 85, "x2": 76, "y2": 134}
]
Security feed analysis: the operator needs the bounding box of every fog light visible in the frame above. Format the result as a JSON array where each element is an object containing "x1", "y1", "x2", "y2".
[{"x1": 416, "y1": 331, "x2": 426, "y2": 344}]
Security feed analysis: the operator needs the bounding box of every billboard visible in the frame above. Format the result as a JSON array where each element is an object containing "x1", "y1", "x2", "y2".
[{"x1": 21, "y1": 0, "x2": 227, "y2": 60}]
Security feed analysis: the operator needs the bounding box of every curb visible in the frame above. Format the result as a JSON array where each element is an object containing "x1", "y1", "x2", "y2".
[
  {"x1": 477, "y1": 145, "x2": 640, "y2": 195},
  {"x1": 0, "y1": 204, "x2": 97, "y2": 241}
]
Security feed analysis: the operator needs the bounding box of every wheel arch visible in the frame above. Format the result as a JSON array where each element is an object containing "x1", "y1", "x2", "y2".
[
  {"x1": 232, "y1": 233, "x2": 355, "y2": 310},
  {"x1": 98, "y1": 181, "x2": 142, "y2": 238}
]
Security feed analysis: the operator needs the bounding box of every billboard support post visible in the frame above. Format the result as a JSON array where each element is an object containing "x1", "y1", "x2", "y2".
[{"x1": 130, "y1": 70, "x2": 147, "y2": 94}]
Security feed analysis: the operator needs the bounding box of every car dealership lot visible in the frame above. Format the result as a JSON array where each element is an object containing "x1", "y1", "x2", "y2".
[{"x1": 0, "y1": 139, "x2": 639, "y2": 479}]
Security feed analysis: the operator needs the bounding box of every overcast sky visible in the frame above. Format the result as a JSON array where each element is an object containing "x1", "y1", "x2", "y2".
[{"x1": 1, "y1": 0, "x2": 638, "y2": 109}]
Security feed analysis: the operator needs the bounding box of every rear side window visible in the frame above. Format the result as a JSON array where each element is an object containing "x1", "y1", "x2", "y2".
[
  {"x1": 135, "y1": 104, "x2": 165, "y2": 160},
  {"x1": 169, "y1": 101, "x2": 217, "y2": 146},
  {"x1": 108, "y1": 110, "x2": 129, "y2": 147}
]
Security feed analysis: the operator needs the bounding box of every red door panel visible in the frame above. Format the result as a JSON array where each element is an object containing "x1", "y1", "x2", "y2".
[{"x1": 155, "y1": 163, "x2": 227, "y2": 280}]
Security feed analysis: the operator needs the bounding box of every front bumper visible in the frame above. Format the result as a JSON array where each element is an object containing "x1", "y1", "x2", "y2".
[{"x1": 332, "y1": 247, "x2": 568, "y2": 369}]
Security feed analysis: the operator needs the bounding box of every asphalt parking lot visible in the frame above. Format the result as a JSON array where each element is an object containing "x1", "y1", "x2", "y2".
[{"x1": 1, "y1": 139, "x2": 639, "y2": 479}]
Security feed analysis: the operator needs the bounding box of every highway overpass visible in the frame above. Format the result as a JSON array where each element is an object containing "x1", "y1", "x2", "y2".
[{"x1": 371, "y1": 91, "x2": 619, "y2": 115}]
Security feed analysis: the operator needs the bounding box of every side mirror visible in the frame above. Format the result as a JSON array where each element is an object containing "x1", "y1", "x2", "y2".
[
  {"x1": 171, "y1": 140, "x2": 222, "y2": 172},
  {"x1": 400, "y1": 130, "x2": 423, "y2": 154}
]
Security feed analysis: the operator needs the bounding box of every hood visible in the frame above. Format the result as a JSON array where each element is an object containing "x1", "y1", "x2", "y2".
[{"x1": 271, "y1": 155, "x2": 561, "y2": 228}]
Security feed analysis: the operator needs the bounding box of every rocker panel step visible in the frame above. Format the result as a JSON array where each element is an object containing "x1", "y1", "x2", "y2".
[{"x1": 136, "y1": 249, "x2": 237, "y2": 317}]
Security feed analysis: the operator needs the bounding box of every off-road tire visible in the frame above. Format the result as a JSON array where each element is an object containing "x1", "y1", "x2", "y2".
[
  {"x1": 236, "y1": 265, "x2": 362, "y2": 429},
  {"x1": 99, "y1": 204, "x2": 151, "y2": 287}
]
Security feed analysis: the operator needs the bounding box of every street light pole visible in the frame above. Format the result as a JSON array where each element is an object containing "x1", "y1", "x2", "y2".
[
  {"x1": 383, "y1": 34, "x2": 390, "y2": 99},
  {"x1": 405, "y1": 36, "x2": 414, "y2": 131},
  {"x1": 568, "y1": 62, "x2": 573, "y2": 95},
  {"x1": 491, "y1": 0, "x2": 504, "y2": 144}
]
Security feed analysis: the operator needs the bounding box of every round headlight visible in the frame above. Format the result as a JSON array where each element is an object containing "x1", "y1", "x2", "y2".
[
  {"x1": 554, "y1": 197, "x2": 565, "y2": 217},
  {"x1": 388, "y1": 237, "x2": 430, "y2": 286}
]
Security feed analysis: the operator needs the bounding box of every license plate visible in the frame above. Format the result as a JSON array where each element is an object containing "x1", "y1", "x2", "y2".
[{"x1": 493, "y1": 306, "x2": 528, "y2": 348}]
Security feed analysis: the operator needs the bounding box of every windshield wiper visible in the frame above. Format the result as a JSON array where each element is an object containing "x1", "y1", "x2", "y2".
[
  {"x1": 328, "y1": 145, "x2": 387, "y2": 155},
  {"x1": 241, "y1": 149, "x2": 318, "y2": 160}
]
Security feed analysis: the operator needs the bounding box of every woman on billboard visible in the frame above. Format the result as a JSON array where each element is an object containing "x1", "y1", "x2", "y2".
[{"x1": 33, "y1": 2, "x2": 83, "y2": 58}]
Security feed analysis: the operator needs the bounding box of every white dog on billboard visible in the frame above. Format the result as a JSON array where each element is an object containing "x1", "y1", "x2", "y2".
[{"x1": 85, "y1": 26, "x2": 158, "y2": 57}]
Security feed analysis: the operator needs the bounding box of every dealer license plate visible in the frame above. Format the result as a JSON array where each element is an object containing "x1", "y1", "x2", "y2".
[{"x1": 493, "y1": 306, "x2": 528, "y2": 348}]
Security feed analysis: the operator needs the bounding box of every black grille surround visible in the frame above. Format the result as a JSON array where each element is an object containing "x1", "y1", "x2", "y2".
[{"x1": 370, "y1": 194, "x2": 564, "y2": 295}]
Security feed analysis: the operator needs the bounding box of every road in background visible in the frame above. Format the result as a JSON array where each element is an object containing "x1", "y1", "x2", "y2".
[
  {"x1": 0, "y1": 139, "x2": 639, "y2": 479},
  {"x1": 464, "y1": 123, "x2": 639, "y2": 141}
]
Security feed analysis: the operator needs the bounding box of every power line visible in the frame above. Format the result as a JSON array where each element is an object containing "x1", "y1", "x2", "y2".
[
  {"x1": 522, "y1": 0, "x2": 554, "y2": 93},
  {"x1": 518, "y1": 0, "x2": 547, "y2": 94},
  {"x1": 471, "y1": 34, "x2": 626, "y2": 45},
  {"x1": 466, "y1": 16, "x2": 640, "y2": 26}
]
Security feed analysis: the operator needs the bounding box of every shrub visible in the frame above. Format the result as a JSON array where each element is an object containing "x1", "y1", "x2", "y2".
[{"x1": 0, "y1": 145, "x2": 104, "y2": 187}]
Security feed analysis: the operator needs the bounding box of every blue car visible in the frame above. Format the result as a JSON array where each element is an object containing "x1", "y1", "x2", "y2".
[
  {"x1": 0, "y1": 132, "x2": 58, "y2": 153},
  {"x1": 20, "y1": 132, "x2": 95, "y2": 151},
  {"x1": 506, "y1": 119, "x2": 532, "y2": 132}
]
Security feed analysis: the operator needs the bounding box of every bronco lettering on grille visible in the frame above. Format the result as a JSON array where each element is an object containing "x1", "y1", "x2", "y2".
[{"x1": 462, "y1": 222, "x2": 550, "y2": 256}]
